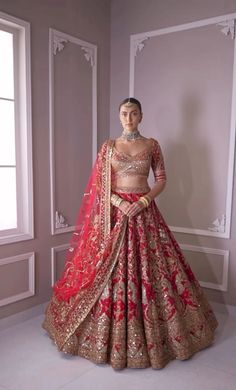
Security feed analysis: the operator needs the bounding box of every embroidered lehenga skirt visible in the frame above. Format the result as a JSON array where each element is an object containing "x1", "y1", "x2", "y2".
[{"x1": 43, "y1": 192, "x2": 218, "y2": 370}]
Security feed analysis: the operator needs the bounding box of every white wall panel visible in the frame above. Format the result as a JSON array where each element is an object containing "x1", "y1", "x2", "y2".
[
  {"x1": 49, "y1": 29, "x2": 97, "y2": 235},
  {"x1": 51, "y1": 244, "x2": 69, "y2": 286},
  {"x1": 180, "y1": 244, "x2": 229, "y2": 291},
  {"x1": 130, "y1": 14, "x2": 236, "y2": 238}
]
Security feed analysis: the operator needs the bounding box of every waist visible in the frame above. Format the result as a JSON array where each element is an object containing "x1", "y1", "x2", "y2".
[
  {"x1": 112, "y1": 185, "x2": 150, "y2": 194},
  {"x1": 112, "y1": 175, "x2": 149, "y2": 189}
]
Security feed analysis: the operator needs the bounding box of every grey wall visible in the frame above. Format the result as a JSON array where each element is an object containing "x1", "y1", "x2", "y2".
[
  {"x1": 110, "y1": 0, "x2": 236, "y2": 307},
  {"x1": 0, "y1": 0, "x2": 110, "y2": 319},
  {"x1": 110, "y1": 0, "x2": 236, "y2": 129}
]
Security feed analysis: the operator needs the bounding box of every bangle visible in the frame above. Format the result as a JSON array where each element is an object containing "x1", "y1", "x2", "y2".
[
  {"x1": 144, "y1": 195, "x2": 152, "y2": 204},
  {"x1": 116, "y1": 197, "x2": 124, "y2": 207},
  {"x1": 138, "y1": 195, "x2": 151, "y2": 208},
  {"x1": 111, "y1": 194, "x2": 123, "y2": 207},
  {"x1": 138, "y1": 197, "x2": 148, "y2": 208},
  {"x1": 138, "y1": 199, "x2": 146, "y2": 208}
]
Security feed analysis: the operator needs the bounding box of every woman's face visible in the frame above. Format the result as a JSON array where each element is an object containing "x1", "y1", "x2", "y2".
[{"x1": 119, "y1": 103, "x2": 142, "y2": 132}]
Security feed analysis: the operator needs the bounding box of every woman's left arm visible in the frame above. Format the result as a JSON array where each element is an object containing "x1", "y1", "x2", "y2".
[
  {"x1": 126, "y1": 139, "x2": 167, "y2": 217},
  {"x1": 147, "y1": 138, "x2": 167, "y2": 200},
  {"x1": 146, "y1": 180, "x2": 166, "y2": 201}
]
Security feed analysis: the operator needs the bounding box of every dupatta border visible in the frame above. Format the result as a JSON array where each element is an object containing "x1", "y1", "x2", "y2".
[
  {"x1": 43, "y1": 218, "x2": 127, "y2": 353},
  {"x1": 42, "y1": 139, "x2": 129, "y2": 351},
  {"x1": 100, "y1": 139, "x2": 114, "y2": 242}
]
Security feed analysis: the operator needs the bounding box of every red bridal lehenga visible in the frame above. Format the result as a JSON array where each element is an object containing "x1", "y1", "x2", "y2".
[{"x1": 42, "y1": 139, "x2": 218, "y2": 369}]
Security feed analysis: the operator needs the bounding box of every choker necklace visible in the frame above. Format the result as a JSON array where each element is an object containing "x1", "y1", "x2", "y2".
[{"x1": 120, "y1": 130, "x2": 142, "y2": 142}]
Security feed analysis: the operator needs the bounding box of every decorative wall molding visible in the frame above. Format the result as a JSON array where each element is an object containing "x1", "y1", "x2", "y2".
[
  {"x1": 81, "y1": 45, "x2": 95, "y2": 66},
  {"x1": 53, "y1": 34, "x2": 68, "y2": 55},
  {"x1": 51, "y1": 244, "x2": 69, "y2": 286},
  {"x1": 130, "y1": 12, "x2": 236, "y2": 238},
  {"x1": 218, "y1": 19, "x2": 236, "y2": 40},
  {"x1": 55, "y1": 211, "x2": 69, "y2": 229},
  {"x1": 49, "y1": 29, "x2": 97, "y2": 235},
  {"x1": 133, "y1": 36, "x2": 149, "y2": 57},
  {"x1": 208, "y1": 214, "x2": 226, "y2": 233},
  {"x1": 180, "y1": 244, "x2": 229, "y2": 291},
  {"x1": 0, "y1": 252, "x2": 35, "y2": 307}
]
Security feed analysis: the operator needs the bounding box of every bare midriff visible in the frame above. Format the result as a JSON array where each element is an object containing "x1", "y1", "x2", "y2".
[{"x1": 112, "y1": 177, "x2": 150, "y2": 194}]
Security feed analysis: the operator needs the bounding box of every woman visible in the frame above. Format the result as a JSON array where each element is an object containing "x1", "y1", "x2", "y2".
[{"x1": 43, "y1": 97, "x2": 218, "y2": 369}]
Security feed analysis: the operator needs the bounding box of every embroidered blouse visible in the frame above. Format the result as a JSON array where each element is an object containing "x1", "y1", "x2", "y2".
[{"x1": 111, "y1": 138, "x2": 166, "y2": 184}]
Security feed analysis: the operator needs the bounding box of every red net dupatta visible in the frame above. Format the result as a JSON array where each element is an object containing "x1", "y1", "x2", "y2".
[
  {"x1": 53, "y1": 139, "x2": 125, "y2": 302},
  {"x1": 45, "y1": 139, "x2": 128, "y2": 350}
]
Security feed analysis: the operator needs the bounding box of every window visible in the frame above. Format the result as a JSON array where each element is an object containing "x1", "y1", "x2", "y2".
[
  {"x1": 0, "y1": 12, "x2": 33, "y2": 245},
  {"x1": 0, "y1": 28, "x2": 17, "y2": 230}
]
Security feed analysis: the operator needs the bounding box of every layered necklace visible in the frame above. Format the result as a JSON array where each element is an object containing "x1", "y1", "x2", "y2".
[{"x1": 120, "y1": 129, "x2": 142, "y2": 142}]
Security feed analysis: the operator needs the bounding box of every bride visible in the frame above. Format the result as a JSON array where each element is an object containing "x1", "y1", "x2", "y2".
[{"x1": 43, "y1": 97, "x2": 218, "y2": 369}]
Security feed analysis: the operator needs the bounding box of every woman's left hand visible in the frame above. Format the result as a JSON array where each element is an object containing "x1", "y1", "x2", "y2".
[{"x1": 126, "y1": 201, "x2": 145, "y2": 218}]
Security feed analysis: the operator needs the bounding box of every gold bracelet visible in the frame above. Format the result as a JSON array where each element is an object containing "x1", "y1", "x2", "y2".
[
  {"x1": 111, "y1": 194, "x2": 119, "y2": 206},
  {"x1": 111, "y1": 194, "x2": 118, "y2": 205},
  {"x1": 138, "y1": 197, "x2": 149, "y2": 208},
  {"x1": 116, "y1": 197, "x2": 124, "y2": 207},
  {"x1": 144, "y1": 195, "x2": 152, "y2": 204},
  {"x1": 138, "y1": 199, "x2": 146, "y2": 207},
  {"x1": 139, "y1": 196, "x2": 151, "y2": 208},
  {"x1": 111, "y1": 194, "x2": 123, "y2": 208}
]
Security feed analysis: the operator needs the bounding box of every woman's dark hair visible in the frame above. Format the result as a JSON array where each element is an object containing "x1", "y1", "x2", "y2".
[{"x1": 119, "y1": 97, "x2": 142, "y2": 113}]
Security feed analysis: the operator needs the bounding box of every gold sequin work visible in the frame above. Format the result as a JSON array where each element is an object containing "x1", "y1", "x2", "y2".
[
  {"x1": 111, "y1": 139, "x2": 166, "y2": 183},
  {"x1": 42, "y1": 138, "x2": 218, "y2": 370}
]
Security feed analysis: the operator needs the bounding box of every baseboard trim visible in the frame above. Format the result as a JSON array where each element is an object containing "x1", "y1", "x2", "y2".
[
  {"x1": 210, "y1": 301, "x2": 236, "y2": 317},
  {"x1": 0, "y1": 301, "x2": 48, "y2": 332}
]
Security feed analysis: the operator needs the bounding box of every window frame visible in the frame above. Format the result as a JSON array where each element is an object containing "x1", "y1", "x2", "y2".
[{"x1": 0, "y1": 11, "x2": 33, "y2": 245}]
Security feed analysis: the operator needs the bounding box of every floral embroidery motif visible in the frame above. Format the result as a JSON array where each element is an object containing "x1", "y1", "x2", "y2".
[{"x1": 42, "y1": 139, "x2": 217, "y2": 370}]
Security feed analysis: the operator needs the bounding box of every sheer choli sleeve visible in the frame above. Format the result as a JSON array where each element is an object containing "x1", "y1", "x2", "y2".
[{"x1": 151, "y1": 139, "x2": 167, "y2": 183}]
